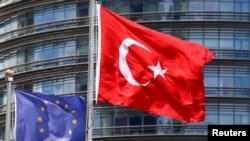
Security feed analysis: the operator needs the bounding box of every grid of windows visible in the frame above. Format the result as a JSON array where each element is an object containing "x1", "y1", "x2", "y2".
[
  {"x1": 0, "y1": 73, "x2": 87, "y2": 105},
  {"x1": 34, "y1": 4, "x2": 77, "y2": 24},
  {"x1": 0, "y1": 36, "x2": 88, "y2": 70},
  {"x1": 0, "y1": 2, "x2": 89, "y2": 37},
  {"x1": 92, "y1": 103, "x2": 250, "y2": 136},
  {"x1": 205, "y1": 66, "x2": 249, "y2": 89},
  {"x1": 103, "y1": 0, "x2": 250, "y2": 12}
]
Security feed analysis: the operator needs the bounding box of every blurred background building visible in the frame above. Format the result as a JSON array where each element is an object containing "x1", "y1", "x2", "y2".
[{"x1": 0, "y1": 0, "x2": 249, "y2": 141}]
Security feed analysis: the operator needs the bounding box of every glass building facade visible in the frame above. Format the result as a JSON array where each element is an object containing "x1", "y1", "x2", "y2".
[{"x1": 0, "y1": 0, "x2": 249, "y2": 140}]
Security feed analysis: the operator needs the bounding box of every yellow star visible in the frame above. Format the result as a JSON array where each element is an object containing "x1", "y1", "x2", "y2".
[
  {"x1": 64, "y1": 104, "x2": 69, "y2": 109},
  {"x1": 68, "y1": 129, "x2": 73, "y2": 135},
  {"x1": 72, "y1": 119, "x2": 77, "y2": 125},
  {"x1": 71, "y1": 110, "x2": 76, "y2": 114},
  {"x1": 45, "y1": 137, "x2": 50, "y2": 141},
  {"x1": 40, "y1": 106, "x2": 45, "y2": 112},
  {"x1": 61, "y1": 138, "x2": 68, "y2": 141},
  {"x1": 44, "y1": 100, "x2": 49, "y2": 105},
  {"x1": 39, "y1": 127, "x2": 45, "y2": 133},
  {"x1": 55, "y1": 100, "x2": 60, "y2": 105},
  {"x1": 37, "y1": 116, "x2": 43, "y2": 122}
]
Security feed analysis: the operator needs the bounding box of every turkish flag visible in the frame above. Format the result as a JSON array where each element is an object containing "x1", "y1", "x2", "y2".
[{"x1": 96, "y1": 5, "x2": 214, "y2": 122}]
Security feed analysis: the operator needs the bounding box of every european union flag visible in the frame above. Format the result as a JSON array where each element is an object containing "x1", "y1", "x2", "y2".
[{"x1": 15, "y1": 90, "x2": 86, "y2": 141}]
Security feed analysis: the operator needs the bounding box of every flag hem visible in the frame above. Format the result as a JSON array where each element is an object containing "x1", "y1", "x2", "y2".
[
  {"x1": 95, "y1": 4, "x2": 101, "y2": 103},
  {"x1": 14, "y1": 89, "x2": 17, "y2": 141}
]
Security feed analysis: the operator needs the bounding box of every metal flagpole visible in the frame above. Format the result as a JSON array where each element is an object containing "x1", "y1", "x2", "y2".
[
  {"x1": 86, "y1": 0, "x2": 95, "y2": 141},
  {"x1": 5, "y1": 69, "x2": 14, "y2": 141}
]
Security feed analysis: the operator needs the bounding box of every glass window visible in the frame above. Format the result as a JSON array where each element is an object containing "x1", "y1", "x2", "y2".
[
  {"x1": 235, "y1": 0, "x2": 249, "y2": 12},
  {"x1": 235, "y1": 115, "x2": 242, "y2": 124},
  {"x1": 0, "y1": 127, "x2": 5, "y2": 140},
  {"x1": 25, "y1": 47, "x2": 33, "y2": 62},
  {"x1": 156, "y1": 116, "x2": 173, "y2": 134},
  {"x1": 65, "y1": 41, "x2": 76, "y2": 56},
  {"x1": 42, "y1": 44, "x2": 53, "y2": 59},
  {"x1": 23, "y1": 84, "x2": 33, "y2": 92},
  {"x1": 4, "y1": 22, "x2": 11, "y2": 32},
  {"x1": 235, "y1": 31, "x2": 250, "y2": 49},
  {"x1": 76, "y1": 74, "x2": 87, "y2": 91},
  {"x1": 11, "y1": 19, "x2": 18, "y2": 30},
  {"x1": 189, "y1": 38, "x2": 203, "y2": 45},
  {"x1": 242, "y1": 40, "x2": 249, "y2": 50},
  {"x1": 55, "y1": 6, "x2": 64, "y2": 21},
  {"x1": 44, "y1": 8, "x2": 54, "y2": 22},
  {"x1": 143, "y1": 114, "x2": 157, "y2": 133},
  {"x1": 4, "y1": 55, "x2": 10, "y2": 68},
  {"x1": 0, "y1": 92, "x2": 4, "y2": 105},
  {"x1": 205, "y1": 114, "x2": 218, "y2": 124},
  {"x1": 219, "y1": 105, "x2": 233, "y2": 124},
  {"x1": 158, "y1": 0, "x2": 173, "y2": 20},
  {"x1": 43, "y1": 81, "x2": 53, "y2": 95},
  {"x1": 10, "y1": 53, "x2": 17, "y2": 67},
  {"x1": 64, "y1": 77, "x2": 75, "y2": 93},
  {"x1": 34, "y1": 4, "x2": 77, "y2": 25},
  {"x1": 26, "y1": 12, "x2": 34, "y2": 26},
  {"x1": 33, "y1": 83, "x2": 42, "y2": 93},
  {"x1": 241, "y1": 3, "x2": 249, "y2": 12},
  {"x1": 93, "y1": 109, "x2": 101, "y2": 128},
  {"x1": 34, "y1": 47, "x2": 42, "y2": 61},
  {"x1": 130, "y1": 2, "x2": 143, "y2": 12},
  {"x1": 78, "y1": 3, "x2": 89, "y2": 17},
  {"x1": 77, "y1": 37, "x2": 88, "y2": 54},
  {"x1": 219, "y1": 114, "x2": 233, "y2": 124},
  {"x1": 0, "y1": 25, "x2": 4, "y2": 34},
  {"x1": 220, "y1": 1, "x2": 234, "y2": 12},
  {"x1": 34, "y1": 12, "x2": 43, "y2": 24},
  {"x1": 54, "y1": 43, "x2": 64, "y2": 57},
  {"x1": 18, "y1": 16, "x2": 26, "y2": 28},
  {"x1": 219, "y1": 38, "x2": 233, "y2": 49},
  {"x1": 189, "y1": 0, "x2": 203, "y2": 11},
  {"x1": 173, "y1": 0, "x2": 188, "y2": 11},
  {"x1": 205, "y1": 76, "x2": 218, "y2": 87},
  {"x1": 65, "y1": 5, "x2": 77, "y2": 19},
  {"x1": 204, "y1": 1, "x2": 219, "y2": 19},
  {"x1": 219, "y1": 74, "x2": 233, "y2": 87},
  {"x1": 241, "y1": 116, "x2": 249, "y2": 124},
  {"x1": 234, "y1": 108, "x2": 249, "y2": 124},
  {"x1": 53, "y1": 80, "x2": 63, "y2": 95},
  {"x1": 0, "y1": 58, "x2": 3, "y2": 69},
  {"x1": 235, "y1": 39, "x2": 242, "y2": 50},
  {"x1": 204, "y1": 39, "x2": 218, "y2": 49},
  {"x1": 204, "y1": 1, "x2": 219, "y2": 12},
  {"x1": 235, "y1": 73, "x2": 249, "y2": 88}
]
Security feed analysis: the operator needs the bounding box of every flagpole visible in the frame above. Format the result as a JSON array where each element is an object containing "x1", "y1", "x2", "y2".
[
  {"x1": 5, "y1": 69, "x2": 14, "y2": 141},
  {"x1": 86, "y1": 0, "x2": 95, "y2": 141}
]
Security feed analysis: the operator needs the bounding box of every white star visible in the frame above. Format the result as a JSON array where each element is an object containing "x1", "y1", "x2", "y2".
[{"x1": 148, "y1": 61, "x2": 167, "y2": 80}]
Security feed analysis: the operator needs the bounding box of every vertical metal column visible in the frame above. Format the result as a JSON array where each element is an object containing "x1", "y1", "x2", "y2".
[
  {"x1": 5, "y1": 69, "x2": 14, "y2": 141},
  {"x1": 86, "y1": 0, "x2": 95, "y2": 141}
]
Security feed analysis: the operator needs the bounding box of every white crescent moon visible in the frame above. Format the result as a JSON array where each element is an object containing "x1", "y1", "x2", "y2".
[{"x1": 119, "y1": 38, "x2": 151, "y2": 86}]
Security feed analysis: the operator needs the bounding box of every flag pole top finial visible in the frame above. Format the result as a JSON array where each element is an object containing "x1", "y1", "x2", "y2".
[
  {"x1": 5, "y1": 69, "x2": 14, "y2": 82},
  {"x1": 6, "y1": 69, "x2": 14, "y2": 77}
]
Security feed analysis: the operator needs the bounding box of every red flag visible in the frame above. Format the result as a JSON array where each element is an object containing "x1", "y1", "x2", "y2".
[{"x1": 96, "y1": 5, "x2": 214, "y2": 123}]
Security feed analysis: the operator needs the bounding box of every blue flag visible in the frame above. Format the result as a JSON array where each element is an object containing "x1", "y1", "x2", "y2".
[{"x1": 15, "y1": 89, "x2": 86, "y2": 141}]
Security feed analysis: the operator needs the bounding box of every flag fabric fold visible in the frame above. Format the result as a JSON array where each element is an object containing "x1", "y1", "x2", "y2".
[
  {"x1": 96, "y1": 5, "x2": 214, "y2": 123},
  {"x1": 15, "y1": 90, "x2": 86, "y2": 141}
]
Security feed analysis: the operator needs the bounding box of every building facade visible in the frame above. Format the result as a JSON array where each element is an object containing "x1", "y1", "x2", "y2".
[{"x1": 0, "y1": 0, "x2": 249, "y2": 141}]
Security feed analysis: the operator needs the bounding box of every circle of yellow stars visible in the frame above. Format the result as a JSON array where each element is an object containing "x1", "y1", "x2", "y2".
[{"x1": 36, "y1": 99, "x2": 79, "y2": 140}]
